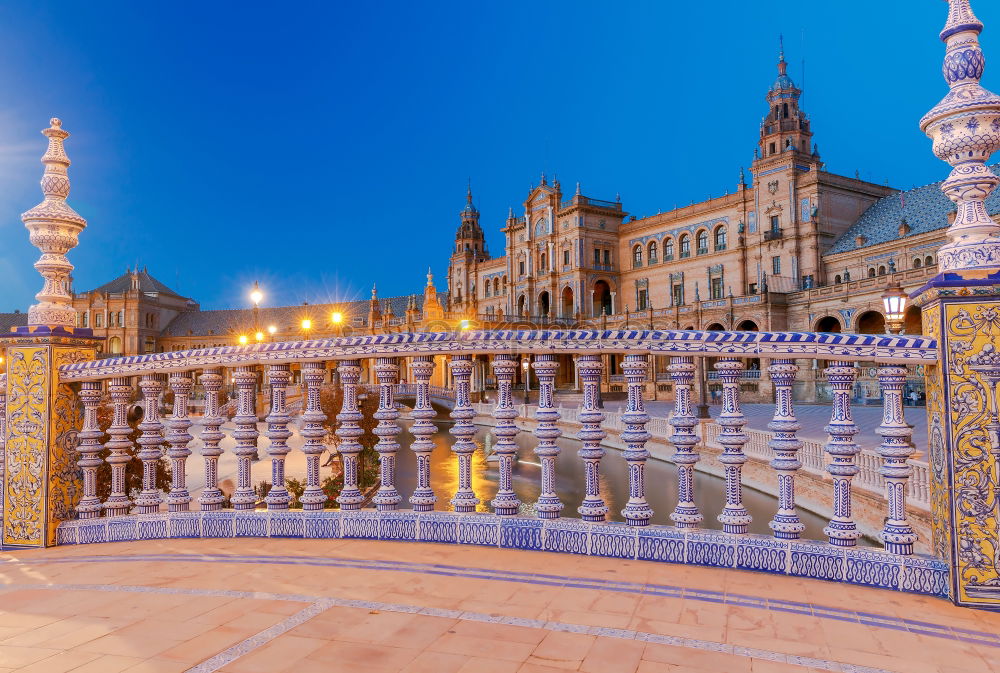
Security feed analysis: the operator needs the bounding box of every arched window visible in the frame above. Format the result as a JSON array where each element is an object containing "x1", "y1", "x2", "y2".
[
  {"x1": 878, "y1": 265, "x2": 886, "y2": 276},
  {"x1": 714, "y1": 226, "x2": 727, "y2": 251},
  {"x1": 647, "y1": 240, "x2": 658, "y2": 264},
  {"x1": 108, "y1": 336, "x2": 123, "y2": 354},
  {"x1": 834, "y1": 275, "x2": 842, "y2": 284},
  {"x1": 664, "y1": 238, "x2": 674, "y2": 260},
  {"x1": 493, "y1": 278, "x2": 500, "y2": 295},
  {"x1": 484, "y1": 282, "x2": 491, "y2": 297},
  {"x1": 679, "y1": 234, "x2": 691, "y2": 258},
  {"x1": 925, "y1": 255, "x2": 935, "y2": 266},
  {"x1": 696, "y1": 230, "x2": 708, "y2": 254},
  {"x1": 540, "y1": 252, "x2": 547, "y2": 271},
  {"x1": 632, "y1": 245, "x2": 643, "y2": 268},
  {"x1": 913, "y1": 258, "x2": 922, "y2": 268},
  {"x1": 868, "y1": 267, "x2": 876, "y2": 278},
  {"x1": 82, "y1": 312, "x2": 89, "y2": 328},
  {"x1": 95, "y1": 313, "x2": 103, "y2": 328}
]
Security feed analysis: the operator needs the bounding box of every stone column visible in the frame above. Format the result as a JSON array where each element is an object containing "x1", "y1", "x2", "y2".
[
  {"x1": 490, "y1": 354, "x2": 520, "y2": 515},
  {"x1": 532, "y1": 354, "x2": 563, "y2": 519},
  {"x1": 715, "y1": 357, "x2": 751, "y2": 534},
  {"x1": 373, "y1": 357, "x2": 402, "y2": 511},
  {"x1": 299, "y1": 362, "x2": 328, "y2": 511},
  {"x1": 448, "y1": 355, "x2": 480, "y2": 513},
  {"x1": 198, "y1": 369, "x2": 226, "y2": 511},
  {"x1": 264, "y1": 364, "x2": 292, "y2": 509},
  {"x1": 668, "y1": 356, "x2": 702, "y2": 527},
  {"x1": 103, "y1": 377, "x2": 133, "y2": 517},
  {"x1": 408, "y1": 356, "x2": 438, "y2": 512},
  {"x1": 165, "y1": 373, "x2": 193, "y2": 512},
  {"x1": 336, "y1": 360, "x2": 365, "y2": 510},
  {"x1": 823, "y1": 362, "x2": 861, "y2": 546},
  {"x1": 74, "y1": 381, "x2": 103, "y2": 519},
  {"x1": 133, "y1": 375, "x2": 164, "y2": 514},
  {"x1": 230, "y1": 366, "x2": 259, "y2": 510},
  {"x1": 621, "y1": 354, "x2": 653, "y2": 525},
  {"x1": 767, "y1": 359, "x2": 805, "y2": 539},
  {"x1": 575, "y1": 355, "x2": 607, "y2": 522},
  {"x1": 876, "y1": 365, "x2": 918, "y2": 554}
]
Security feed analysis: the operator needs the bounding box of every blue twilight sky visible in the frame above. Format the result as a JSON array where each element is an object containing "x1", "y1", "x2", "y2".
[{"x1": 0, "y1": 1, "x2": 993, "y2": 311}]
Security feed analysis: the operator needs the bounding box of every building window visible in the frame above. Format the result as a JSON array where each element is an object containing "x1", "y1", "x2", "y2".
[
  {"x1": 770, "y1": 215, "x2": 780, "y2": 232},
  {"x1": 672, "y1": 284, "x2": 683, "y2": 306},
  {"x1": 913, "y1": 258, "x2": 922, "y2": 268},
  {"x1": 769, "y1": 142, "x2": 776, "y2": 155},
  {"x1": 748, "y1": 283, "x2": 758, "y2": 295},
  {"x1": 878, "y1": 265, "x2": 886, "y2": 276},
  {"x1": 594, "y1": 248, "x2": 601, "y2": 266},
  {"x1": 603, "y1": 250, "x2": 610, "y2": 265},
  {"x1": 835, "y1": 274, "x2": 842, "y2": 284},
  {"x1": 714, "y1": 226, "x2": 727, "y2": 251},
  {"x1": 869, "y1": 267, "x2": 876, "y2": 278},
  {"x1": 925, "y1": 255, "x2": 934, "y2": 266},
  {"x1": 664, "y1": 238, "x2": 674, "y2": 260},
  {"x1": 563, "y1": 249, "x2": 570, "y2": 266},
  {"x1": 696, "y1": 230, "x2": 708, "y2": 255},
  {"x1": 95, "y1": 313, "x2": 103, "y2": 328},
  {"x1": 540, "y1": 253, "x2": 547, "y2": 272},
  {"x1": 519, "y1": 260, "x2": 525, "y2": 276},
  {"x1": 637, "y1": 288, "x2": 649, "y2": 311},
  {"x1": 632, "y1": 245, "x2": 642, "y2": 268},
  {"x1": 484, "y1": 283, "x2": 491, "y2": 298},
  {"x1": 82, "y1": 312, "x2": 88, "y2": 328},
  {"x1": 710, "y1": 277, "x2": 723, "y2": 299},
  {"x1": 680, "y1": 235, "x2": 691, "y2": 258},
  {"x1": 772, "y1": 256, "x2": 781, "y2": 275}
]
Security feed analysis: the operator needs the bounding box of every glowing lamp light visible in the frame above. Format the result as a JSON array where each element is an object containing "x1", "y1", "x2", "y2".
[
  {"x1": 881, "y1": 283, "x2": 908, "y2": 334},
  {"x1": 331, "y1": 312, "x2": 343, "y2": 324},
  {"x1": 249, "y1": 281, "x2": 263, "y2": 306},
  {"x1": 301, "y1": 318, "x2": 312, "y2": 330},
  {"x1": 238, "y1": 335, "x2": 248, "y2": 345},
  {"x1": 267, "y1": 325, "x2": 277, "y2": 335},
  {"x1": 255, "y1": 331, "x2": 265, "y2": 342},
  {"x1": 459, "y1": 319, "x2": 470, "y2": 330}
]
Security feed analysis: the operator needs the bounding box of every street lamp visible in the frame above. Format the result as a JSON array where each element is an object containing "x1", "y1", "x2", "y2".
[
  {"x1": 522, "y1": 356, "x2": 531, "y2": 404},
  {"x1": 882, "y1": 283, "x2": 908, "y2": 335},
  {"x1": 331, "y1": 311, "x2": 343, "y2": 337},
  {"x1": 238, "y1": 335, "x2": 248, "y2": 345},
  {"x1": 250, "y1": 281, "x2": 264, "y2": 343},
  {"x1": 301, "y1": 318, "x2": 312, "y2": 334},
  {"x1": 267, "y1": 324, "x2": 277, "y2": 340},
  {"x1": 255, "y1": 331, "x2": 264, "y2": 342},
  {"x1": 460, "y1": 319, "x2": 470, "y2": 330}
]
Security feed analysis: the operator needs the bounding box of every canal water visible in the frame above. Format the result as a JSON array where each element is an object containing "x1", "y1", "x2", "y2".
[{"x1": 199, "y1": 414, "x2": 830, "y2": 540}]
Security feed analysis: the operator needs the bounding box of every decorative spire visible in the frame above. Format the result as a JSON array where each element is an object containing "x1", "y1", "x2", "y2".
[
  {"x1": 507, "y1": 206, "x2": 514, "y2": 219},
  {"x1": 540, "y1": 171, "x2": 547, "y2": 186},
  {"x1": 427, "y1": 266, "x2": 433, "y2": 286},
  {"x1": 371, "y1": 283, "x2": 377, "y2": 299},
  {"x1": 22, "y1": 118, "x2": 87, "y2": 327},
  {"x1": 920, "y1": 0, "x2": 1000, "y2": 271},
  {"x1": 575, "y1": 181, "x2": 581, "y2": 195},
  {"x1": 778, "y1": 34, "x2": 786, "y2": 74},
  {"x1": 739, "y1": 166, "x2": 746, "y2": 187}
]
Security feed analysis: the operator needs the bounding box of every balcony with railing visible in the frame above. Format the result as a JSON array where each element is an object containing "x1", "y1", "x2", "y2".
[
  {"x1": 559, "y1": 195, "x2": 623, "y2": 211},
  {"x1": 763, "y1": 228, "x2": 784, "y2": 241}
]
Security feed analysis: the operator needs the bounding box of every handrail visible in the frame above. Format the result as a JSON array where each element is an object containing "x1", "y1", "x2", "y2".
[{"x1": 58, "y1": 329, "x2": 938, "y2": 381}]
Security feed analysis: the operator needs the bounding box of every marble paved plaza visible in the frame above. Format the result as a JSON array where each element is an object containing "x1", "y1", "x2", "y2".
[{"x1": 0, "y1": 539, "x2": 993, "y2": 673}]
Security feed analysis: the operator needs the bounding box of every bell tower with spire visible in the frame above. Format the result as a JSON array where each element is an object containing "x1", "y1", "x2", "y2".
[
  {"x1": 448, "y1": 184, "x2": 489, "y2": 314},
  {"x1": 756, "y1": 37, "x2": 815, "y2": 164}
]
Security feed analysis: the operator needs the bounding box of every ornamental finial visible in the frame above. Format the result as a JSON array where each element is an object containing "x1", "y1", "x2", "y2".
[
  {"x1": 22, "y1": 117, "x2": 87, "y2": 327},
  {"x1": 920, "y1": 0, "x2": 1000, "y2": 272},
  {"x1": 778, "y1": 34, "x2": 786, "y2": 74}
]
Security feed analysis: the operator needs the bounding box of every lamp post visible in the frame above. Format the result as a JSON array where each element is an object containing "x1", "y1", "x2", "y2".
[
  {"x1": 250, "y1": 281, "x2": 263, "y2": 337},
  {"x1": 331, "y1": 311, "x2": 343, "y2": 337},
  {"x1": 267, "y1": 324, "x2": 277, "y2": 341},
  {"x1": 881, "y1": 283, "x2": 907, "y2": 335},
  {"x1": 522, "y1": 356, "x2": 531, "y2": 405}
]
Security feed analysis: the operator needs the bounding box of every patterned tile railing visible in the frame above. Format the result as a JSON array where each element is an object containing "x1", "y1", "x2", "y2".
[{"x1": 45, "y1": 329, "x2": 942, "y2": 600}]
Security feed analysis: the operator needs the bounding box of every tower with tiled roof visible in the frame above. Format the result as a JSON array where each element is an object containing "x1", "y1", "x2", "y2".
[{"x1": 756, "y1": 38, "x2": 816, "y2": 167}]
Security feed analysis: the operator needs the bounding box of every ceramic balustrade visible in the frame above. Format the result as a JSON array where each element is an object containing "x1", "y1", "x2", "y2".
[{"x1": 57, "y1": 332, "x2": 937, "y2": 573}]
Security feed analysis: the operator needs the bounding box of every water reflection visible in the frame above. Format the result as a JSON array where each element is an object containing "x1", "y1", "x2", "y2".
[{"x1": 392, "y1": 420, "x2": 831, "y2": 540}]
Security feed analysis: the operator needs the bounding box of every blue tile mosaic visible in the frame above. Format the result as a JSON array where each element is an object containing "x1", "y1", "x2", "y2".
[
  {"x1": 499, "y1": 517, "x2": 543, "y2": 550},
  {"x1": 269, "y1": 512, "x2": 305, "y2": 538},
  {"x1": 419, "y1": 513, "x2": 459, "y2": 544},
  {"x1": 201, "y1": 512, "x2": 235, "y2": 538},
  {"x1": 542, "y1": 520, "x2": 589, "y2": 555},
  {"x1": 458, "y1": 514, "x2": 499, "y2": 546},
  {"x1": 636, "y1": 528, "x2": 685, "y2": 563},
  {"x1": 168, "y1": 513, "x2": 201, "y2": 539},
  {"x1": 790, "y1": 541, "x2": 844, "y2": 581},
  {"x1": 234, "y1": 512, "x2": 268, "y2": 538},
  {"x1": 381, "y1": 512, "x2": 418, "y2": 541},
  {"x1": 736, "y1": 538, "x2": 788, "y2": 573},
  {"x1": 590, "y1": 525, "x2": 637, "y2": 559}
]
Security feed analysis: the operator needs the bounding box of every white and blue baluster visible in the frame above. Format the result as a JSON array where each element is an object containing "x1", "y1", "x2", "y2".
[
  {"x1": 264, "y1": 364, "x2": 293, "y2": 509},
  {"x1": 104, "y1": 377, "x2": 134, "y2": 516},
  {"x1": 668, "y1": 356, "x2": 702, "y2": 528},
  {"x1": 767, "y1": 359, "x2": 805, "y2": 539},
  {"x1": 198, "y1": 368, "x2": 226, "y2": 511},
  {"x1": 576, "y1": 355, "x2": 607, "y2": 522},
  {"x1": 300, "y1": 362, "x2": 329, "y2": 510},
  {"x1": 134, "y1": 374, "x2": 164, "y2": 514},
  {"x1": 823, "y1": 361, "x2": 862, "y2": 546},
  {"x1": 449, "y1": 355, "x2": 480, "y2": 513},
  {"x1": 490, "y1": 354, "x2": 521, "y2": 515},
  {"x1": 230, "y1": 366, "x2": 260, "y2": 510},
  {"x1": 165, "y1": 372, "x2": 193, "y2": 512},
  {"x1": 533, "y1": 354, "x2": 563, "y2": 519},
  {"x1": 715, "y1": 358, "x2": 751, "y2": 534},
  {"x1": 75, "y1": 381, "x2": 104, "y2": 519},
  {"x1": 373, "y1": 357, "x2": 402, "y2": 511},
  {"x1": 876, "y1": 365, "x2": 918, "y2": 555},
  {"x1": 621, "y1": 354, "x2": 653, "y2": 525},
  {"x1": 336, "y1": 360, "x2": 365, "y2": 510},
  {"x1": 408, "y1": 356, "x2": 438, "y2": 512}
]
